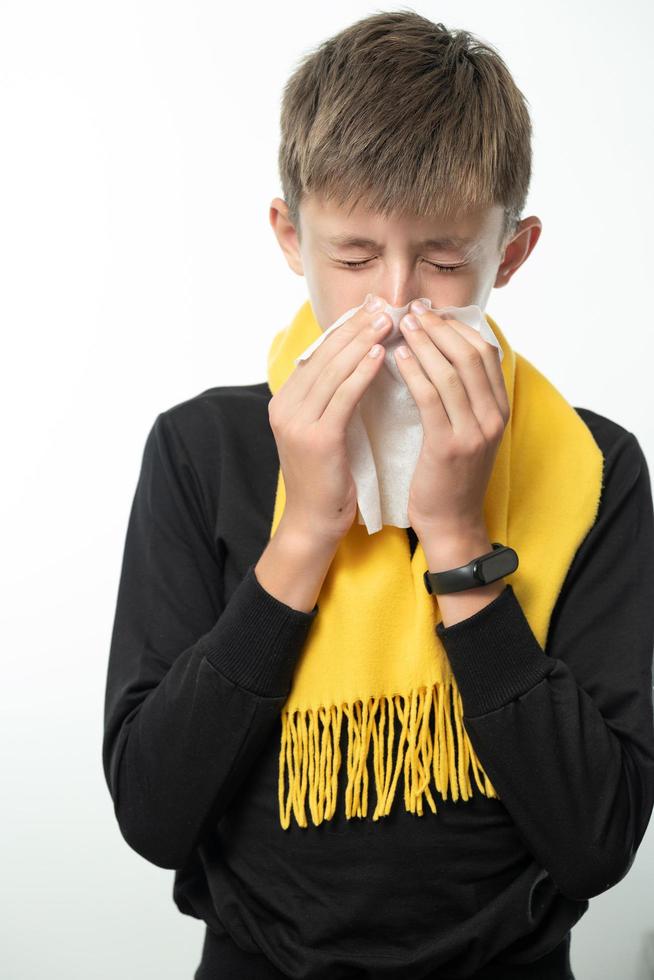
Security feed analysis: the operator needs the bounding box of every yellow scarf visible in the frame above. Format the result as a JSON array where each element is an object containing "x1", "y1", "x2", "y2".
[{"x1": 267, "y1": 299, "x2": 603, "y2": 831}]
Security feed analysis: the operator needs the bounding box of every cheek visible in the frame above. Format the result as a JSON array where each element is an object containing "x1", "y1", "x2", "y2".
[
  {"x1": 310, "y1": 270, "x2": 371, "y2": 330},
  {"x1": 427, "y1": 268, "x2": 487, "y2": 308}
]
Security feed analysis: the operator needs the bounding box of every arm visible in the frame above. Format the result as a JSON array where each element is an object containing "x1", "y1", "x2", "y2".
[
  {"x1": 102, "y1": 408, "x2": 318, "y2": 871},
  {"x1": 435, "y1": 430, "x2": 654, "y2": 902}
]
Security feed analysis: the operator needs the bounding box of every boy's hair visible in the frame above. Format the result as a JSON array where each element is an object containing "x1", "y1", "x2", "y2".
[{"x1": 278, "y1": 10, "x2": 532, "y2": 253}]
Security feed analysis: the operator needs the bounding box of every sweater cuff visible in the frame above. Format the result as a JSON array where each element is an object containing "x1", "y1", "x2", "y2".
[
  {"x1": 435, "y1": 583, "x2": 554, "y2": 717},
  {"x1": 203, "y1": 563, "x2": 318, "y2": 698}
]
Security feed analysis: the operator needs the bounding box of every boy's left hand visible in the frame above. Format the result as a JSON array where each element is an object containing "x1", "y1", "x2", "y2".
[{"x1": 394, "y1": 300, "x2": 510, "y2": 540}]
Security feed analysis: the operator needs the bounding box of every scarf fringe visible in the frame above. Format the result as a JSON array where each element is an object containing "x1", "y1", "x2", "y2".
[{"x1": 278, "y1": 680, "x2": 499, "y2": 830}]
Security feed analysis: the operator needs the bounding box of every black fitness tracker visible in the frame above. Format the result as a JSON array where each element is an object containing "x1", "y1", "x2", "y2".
[{"x1": 423, "y1": 542, "x2": 518, "y2": 596}]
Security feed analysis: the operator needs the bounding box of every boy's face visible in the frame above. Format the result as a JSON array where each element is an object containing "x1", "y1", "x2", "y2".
[{"x1": 270, "y1": 192, "x2": 541, "y2": 331}]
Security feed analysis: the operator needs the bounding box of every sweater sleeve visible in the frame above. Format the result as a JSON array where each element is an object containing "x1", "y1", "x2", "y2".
[
  {"x1": 435, "y1": 429, "x2": 654, "y2": 903},
  {"x1": 102, "y1": 409, "x2": 318, "y2": 871}
]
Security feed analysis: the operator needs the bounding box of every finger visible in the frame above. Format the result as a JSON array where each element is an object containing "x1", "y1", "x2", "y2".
[
  {"x1": 321, "y1": 337, "x2": 390, "y2": 432},
  {"x1": 299, "y1": 313, "x2": 393, "y2": 422},
  {"x1": 400, "y1": 312, "x2": 501, "y2": 437},
  {"x1": 284, "y1": 299, "x2": 390, "y2": 411},
  {"x1": 435, "y1": 312, "x2": 509, "y2": 423},
  {"x1": 398, "y1": 313, "x2": 481, "y2": 434},
  {"x1": 392, "y1": 340, "x2": 453, "y2": 432}
]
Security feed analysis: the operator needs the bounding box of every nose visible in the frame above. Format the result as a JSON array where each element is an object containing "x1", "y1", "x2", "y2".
[
  {"x1": 377, "y1": 278, "x2": 430, "y2": 310},
  {"x1": 383, "y1": 293, "x2": 430, "y2": 310},
  {"x1": 381, "y1": 286, "x2": 411, "y2": 308}
]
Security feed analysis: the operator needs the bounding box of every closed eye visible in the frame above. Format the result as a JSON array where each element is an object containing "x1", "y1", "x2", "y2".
[{"x1": 339, "y1": 258, "x2": 462, "y2": 273}]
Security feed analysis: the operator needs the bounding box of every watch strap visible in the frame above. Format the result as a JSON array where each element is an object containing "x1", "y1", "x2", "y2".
[{"x1": 423, "y1": 542, "x2": 519, "y2": 595}]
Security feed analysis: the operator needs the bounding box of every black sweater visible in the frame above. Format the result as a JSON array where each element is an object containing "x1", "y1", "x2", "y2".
[{"x1": 102, "y1": 381, "x2": 654, "y2": 980}]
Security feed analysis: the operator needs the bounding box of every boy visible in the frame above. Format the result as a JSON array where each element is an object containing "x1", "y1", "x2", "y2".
[{"x1": 102, "y1": 12, "x2": 654, "y2": 979}]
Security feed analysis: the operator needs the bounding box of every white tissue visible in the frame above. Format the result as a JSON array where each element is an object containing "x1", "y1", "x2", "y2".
[{"x1": 293, "y1": 298, "x2": 504, "y2": 535}]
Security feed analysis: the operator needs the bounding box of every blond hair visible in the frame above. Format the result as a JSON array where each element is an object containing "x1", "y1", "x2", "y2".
[{"x1": 278, "y1": 10, "x2": 533, "y2": 251}]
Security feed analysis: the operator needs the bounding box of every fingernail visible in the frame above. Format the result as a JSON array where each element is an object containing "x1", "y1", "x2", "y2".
[
  {"x1": 410, "y1": 300, "x2": 427, "y2": 315},
  {"x1": 402, "y1": 314, "x2": 419, "y2": 331},
  {"x1": 365, "y1": 293, "x2": 383, "y2": 312},
  {"x1": 397, "y1": 345, "x2": 411, "y2": 359},
  {"x1": 373, "y1": 313, "x2": 389, "y2": 330}
]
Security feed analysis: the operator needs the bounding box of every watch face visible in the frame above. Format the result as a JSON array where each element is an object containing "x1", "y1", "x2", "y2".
[{"x1": 476, "y1": 549, "x2": 516, "y2": 582}]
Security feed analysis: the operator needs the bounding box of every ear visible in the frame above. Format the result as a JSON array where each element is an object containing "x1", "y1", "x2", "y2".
[
  {"x1": 493, "y1": 216, "x2": 543, "y2": 288},
  {"x1": 269, "y1": 197, "x2": 304, "y2": 277}
]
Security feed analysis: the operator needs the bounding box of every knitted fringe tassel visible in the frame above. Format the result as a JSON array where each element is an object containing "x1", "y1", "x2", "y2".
[{"x1": 278, "y1": 680, "x2": 499, "y2": 830}]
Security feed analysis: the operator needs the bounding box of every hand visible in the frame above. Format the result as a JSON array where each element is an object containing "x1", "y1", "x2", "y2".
[
  {"x1": 393, "y1": 300, "x2": 510, "y2": 539},
  {"x1": 268, "y1": 295, "x2": 393, "y2": 545}
]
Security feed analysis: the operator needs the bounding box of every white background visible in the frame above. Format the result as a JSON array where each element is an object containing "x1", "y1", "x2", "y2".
[{"x1": 1, "y1": 2, "x2": 653, "y2": 978}]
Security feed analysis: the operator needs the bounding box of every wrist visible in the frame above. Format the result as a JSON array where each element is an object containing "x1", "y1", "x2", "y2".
[
  {"x1": 418, "y1": 525, "x2": 493, "y2": 573},
  {"x1": 416, "y1": 526, "x2": 507, "y2": 627},
  {"x1": 276, "y1": 514, "x2": 343, "y2": 557}
]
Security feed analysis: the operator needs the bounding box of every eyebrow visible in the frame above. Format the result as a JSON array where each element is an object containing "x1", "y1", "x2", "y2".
[{"x1": 325, "y1": 234, "x2": 479, "y2": 256}]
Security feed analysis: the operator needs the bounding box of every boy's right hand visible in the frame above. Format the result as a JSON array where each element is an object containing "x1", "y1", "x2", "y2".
[{"x1": 268, "y1": 296, "x2": 393, "y2": 545}]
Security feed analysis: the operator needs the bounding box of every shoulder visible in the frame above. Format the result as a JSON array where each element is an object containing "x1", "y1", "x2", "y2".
[
  {"x1": 573, "y1": 406, "x2": 650, "y2": 506},
  {"x1": 574, "y1": 406, "x2": 647, "y2": 467},
  {"x1": 153, "y1": 381, "x2": 272, "y2": 458},
  {"x1": 136, "y1": 382, "x2": 274, "y2": 539},
  {"x1": 145, "y1": 383, "x2": 278, "y2": 527}
]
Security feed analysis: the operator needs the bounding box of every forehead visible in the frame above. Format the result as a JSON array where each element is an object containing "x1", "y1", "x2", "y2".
[
  {"x1": 301, "y1": 193, "x2": 503, "y2": 253},
  {"x1": 325, "y1": 231, "x2": 477, "y2": 251}
]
